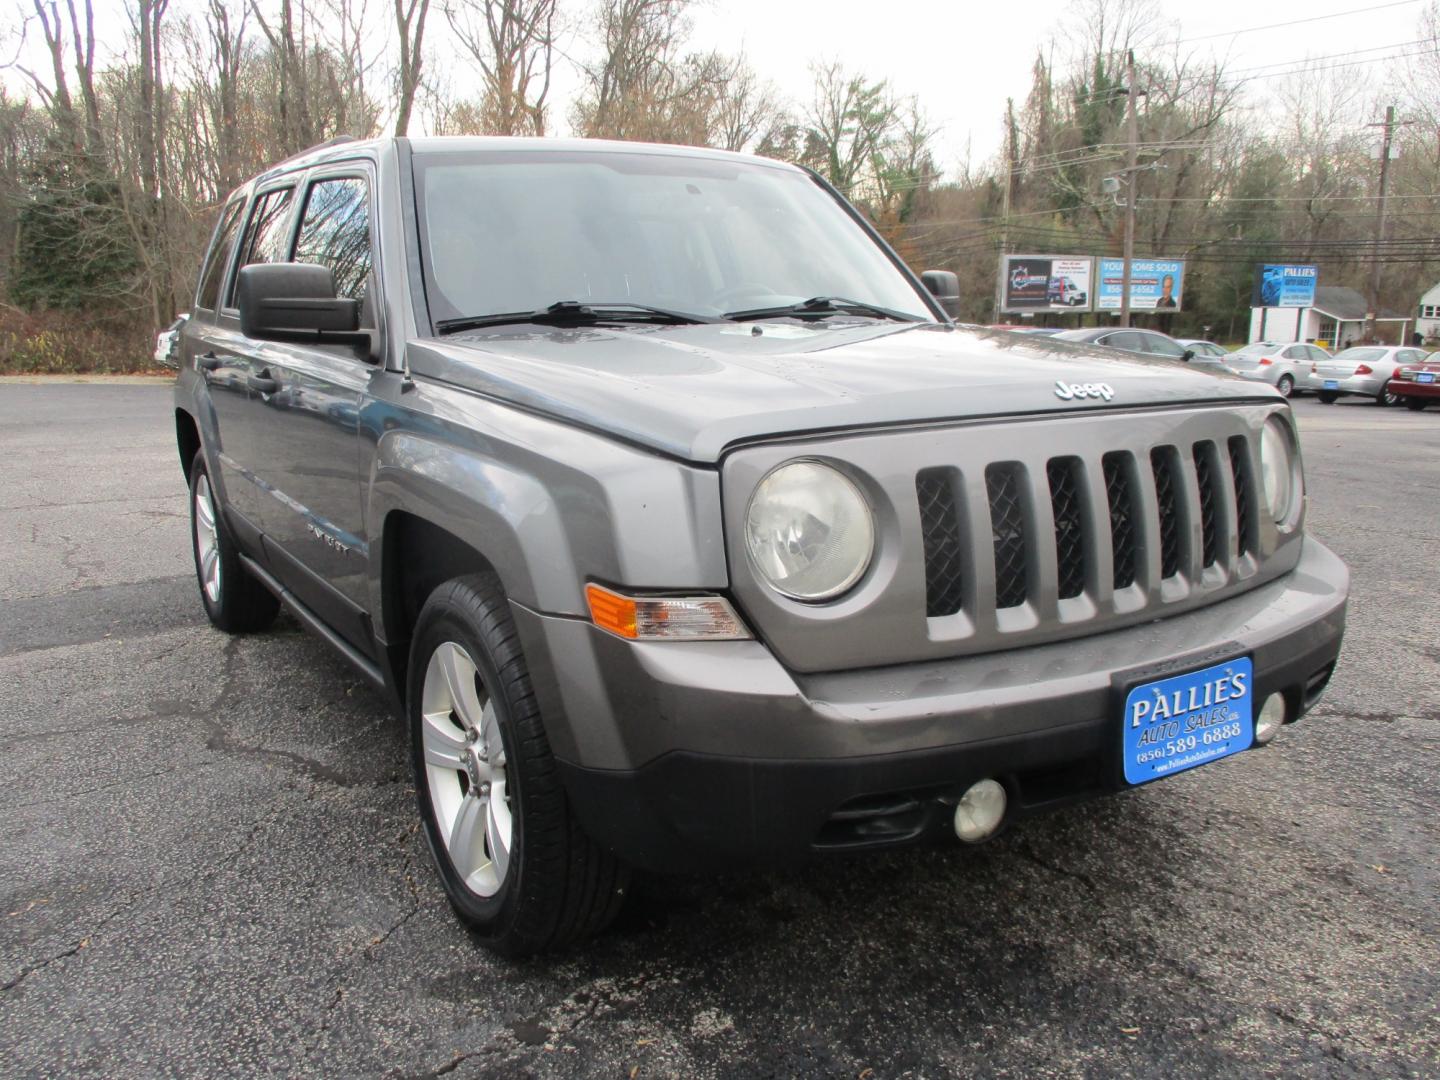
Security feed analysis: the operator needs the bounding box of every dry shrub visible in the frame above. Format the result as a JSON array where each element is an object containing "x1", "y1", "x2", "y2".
[{"x1": 0, "y1": 306, "x2": 155, "y2": 375}]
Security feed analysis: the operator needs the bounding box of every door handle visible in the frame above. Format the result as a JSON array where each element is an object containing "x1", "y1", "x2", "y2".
[
  {"x1": 247, "y1": 370, "x2": 279, "y2": 394},
  {"x1": 197, "y1": 353, "x2": 221, "y2": 372}
]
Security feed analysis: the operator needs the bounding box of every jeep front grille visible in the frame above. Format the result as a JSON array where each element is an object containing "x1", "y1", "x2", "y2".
[{"x1": 918, "y1": 432, "x2": 1262, "y2": 626}]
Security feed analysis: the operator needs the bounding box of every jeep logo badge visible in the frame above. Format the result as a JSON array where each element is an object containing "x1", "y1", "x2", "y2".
[{"x1": 1054, "y1": 380, "x2": 1115, "y2": 402}]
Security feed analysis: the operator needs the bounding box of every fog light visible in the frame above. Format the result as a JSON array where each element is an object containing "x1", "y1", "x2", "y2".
[
  {"x1": 1255, "y1": 692, "x2": 1287, "y2": 745},
  {"x1": 953, "y1": 779, "x2": 1007, "y2": 843}
]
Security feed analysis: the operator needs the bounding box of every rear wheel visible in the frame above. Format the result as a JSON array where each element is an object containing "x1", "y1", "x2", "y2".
[
  {"x1": 1276, "y1": 374, "x2": 1295, "y2": 398},
  {"x1": 188, "y1": 451, "x2": 279, "y2": 633},
  {"x1": 408, "y1": 573, "x2": 629, "y2": 956},
  {"x1": 1405, "y1": 397, "x2": 1427, "y2": 411},
  {"x1": 1318, "y1": 391, "x2": 1339, "y2": 404}
]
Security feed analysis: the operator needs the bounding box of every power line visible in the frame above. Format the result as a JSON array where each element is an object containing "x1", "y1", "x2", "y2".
[{"x1": 1166, "y1": 1, "x2": 1426, "y2": 47}]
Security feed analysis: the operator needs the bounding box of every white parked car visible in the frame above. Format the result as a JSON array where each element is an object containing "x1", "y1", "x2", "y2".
[
  {"x1": 1308, "y1": 345, "x2": 1432, "y2": 406},
  {"x1": 1227, "y1": 341, "x2": 1331, "y2": 399}
]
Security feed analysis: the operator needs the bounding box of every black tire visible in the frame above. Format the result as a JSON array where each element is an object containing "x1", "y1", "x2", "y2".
[
  {"x1": 408, "y1": 573, "x2": 629, "y2": 956},
  {"x1": 1317, "y1": 391, "x2": 1339, "y2": 404},
  {"x1": 1377, "y1": 387, "x2": 1399, "y2": 407},
  {"x1": 188, "y1": 451, "x2": 279, "y2": 633},
  {"x1": 1405, "y1": 397, "x2": 1427, "y2": 411},
  {"x1": 1276, "y1": 374, "x2": 1294, "y2": 398}
]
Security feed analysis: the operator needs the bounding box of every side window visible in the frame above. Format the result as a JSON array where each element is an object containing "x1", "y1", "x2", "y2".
[
  {"x1": 1100, "y1": 331, "x2": 1143, "y2": 352},
  {"x1": 293, "y1": 177, "x2": 373, "y2": 307},
  {"x1": 196, "y1": 198, "x2": 244, "y2": 311},
  {"x1": 226, "y1": 187, "x2": 296, "y2": 307},
  {"x1": 1143, "y1": 334, "x2": 1185, "y2": 358}
]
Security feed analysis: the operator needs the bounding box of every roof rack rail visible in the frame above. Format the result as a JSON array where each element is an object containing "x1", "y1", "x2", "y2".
[{"x1": 270, "y1": 134, "x2": 362, "y2": 169}]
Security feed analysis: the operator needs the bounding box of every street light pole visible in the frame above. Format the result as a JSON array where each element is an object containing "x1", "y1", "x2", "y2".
[{"x1": 1120, "y1": 49, "x2": 1139, "y2": 329}]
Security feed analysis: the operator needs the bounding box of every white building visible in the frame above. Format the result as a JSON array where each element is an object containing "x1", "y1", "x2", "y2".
[
  {"x1": 1248, "y1": 286, "x2": 1411, "y2": 348},
  {"x1": 1418, "y1": 281, "x2": 1440, "y2": 344}
]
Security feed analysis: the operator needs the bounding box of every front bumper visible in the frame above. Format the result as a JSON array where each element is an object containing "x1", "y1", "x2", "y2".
[
  {"x1": 1308, "y1": 372, "x2": 1382, "y2": 397},
  {"x1": 514, "y1": 537, "x2": 1348, "y2": 873}
]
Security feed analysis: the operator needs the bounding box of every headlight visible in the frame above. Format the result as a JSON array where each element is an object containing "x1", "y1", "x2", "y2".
[
  {"x1": 1259, "y1": 415, "x2": 1299, "y2": 522},
  {"x1": 744, "y1": 461, "x2": 874, "y2": 601}
]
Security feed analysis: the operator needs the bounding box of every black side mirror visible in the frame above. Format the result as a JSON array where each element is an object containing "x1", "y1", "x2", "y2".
[
  {"x1": 920, "y1": 270, "x2": 961, "y2": 320},
  {"x1": 237, "y1": 263, "x2": 371, "y2": 354},
  {"x1": 1182, "y1": 349, "x2": 1196, "y2": 362}
]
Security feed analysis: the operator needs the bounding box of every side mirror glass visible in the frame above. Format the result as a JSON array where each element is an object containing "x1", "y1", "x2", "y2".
[
  {"x1": 1182, "y1": 349, "x2": 1196, "y2": 362},
  {"x1": 236, "y1": 263, "x2": 362, "y2": 342},
  {"x1": 920, "y1": 270, "x2": 961, "y2": 320}
]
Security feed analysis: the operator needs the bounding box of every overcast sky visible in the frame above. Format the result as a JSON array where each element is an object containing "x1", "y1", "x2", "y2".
[
  {"x1": 5, "y1": 0, "x2": 1429, "y2": 177},
  {"x1": 675, "y1": 0, "x2": 1429, "y2": 175}
]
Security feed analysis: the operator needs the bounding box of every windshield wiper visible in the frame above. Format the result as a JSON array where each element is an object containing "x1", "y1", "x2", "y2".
[
  {"x1": 723, "y1": 295, "x2": 925, "y2": 323},
  {"x1": 435, "y1": 300, "x2": 719, "y2": 335}
]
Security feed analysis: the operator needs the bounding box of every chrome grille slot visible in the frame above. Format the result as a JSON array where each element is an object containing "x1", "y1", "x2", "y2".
[
  {"x1": 1151, "y1": 446, "x2": 1183, "y2": 579},
  {"x1": 916, "y1": 468, "x2": 966, "y2": 617},
  {"x1": 1103, "y1": 451, "x2": 1139, "y2": 589},
  {"x1": 986, "y1": 463, "x2": 1029, "y2": 609},
  {"x1": 1229, "y1": 435, "x2": 1256, "y2": 558},
  {"x1": 1193, "y1": 441, "x2": 1219, "y2": 569},
  {"x1": 1047, "y1": 457, "x2": 1087, "y2": 600}
]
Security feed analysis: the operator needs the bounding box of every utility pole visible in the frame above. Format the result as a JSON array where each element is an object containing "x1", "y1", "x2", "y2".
[
  {"x1": 1366, "y1": 104, "x2": 1397, "y2": 343},
  {"x1": 1119, "y1": 50, "x2": 1139, "y2": 329}
]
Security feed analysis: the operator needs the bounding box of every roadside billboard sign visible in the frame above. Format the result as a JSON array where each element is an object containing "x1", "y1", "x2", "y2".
[
  {"x1": 1096, "y1": 258, "x2": 1185, "y2": 311},
  {"x1": 1252, "y1": 264, "x2": 1318, "y2": 308},
  {"x1": 998, "y1": 255, "x2": 1094, "y2": 313}
]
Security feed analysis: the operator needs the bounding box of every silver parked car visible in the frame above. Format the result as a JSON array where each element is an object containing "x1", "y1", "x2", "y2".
[
  {"x1": 1227, "y1": 341, "x2": 1330, "y2": 398},
  {"x1": 1308, "y1": 345, "x2": 1432, "y2": 406},
  {"x1": 1177, "y1": 339, "x2": 1228, "y2": 360}
]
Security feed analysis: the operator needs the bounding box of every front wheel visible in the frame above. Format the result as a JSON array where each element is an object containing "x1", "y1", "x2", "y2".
[
  {"x1": 1377, "y1": 387, "x2": 1399, "y2": 407},
  {"x1": 188, "y1": 451, "x2": 279, "y2": 633},
  {"x1": 1317, "y1": 391, "x2": 1339, "y2": 404},
  {"x1": 1276, "y1": 374, "x2": 1295, "y2": 398},
  {"x1": 408, "y1": 573, "x2": 629, "y2": 956}
]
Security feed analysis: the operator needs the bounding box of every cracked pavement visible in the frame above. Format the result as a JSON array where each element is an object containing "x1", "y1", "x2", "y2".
[{"x1": 0, "y1": 382, "x2": 1436, "y2": 1078}]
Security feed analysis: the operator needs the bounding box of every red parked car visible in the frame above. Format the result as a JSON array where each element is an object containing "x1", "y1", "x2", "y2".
[{"x1": 1387, "y1": 354, "x2": 1440, "y2": 410}]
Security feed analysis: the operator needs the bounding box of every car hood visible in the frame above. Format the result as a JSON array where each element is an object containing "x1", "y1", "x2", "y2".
[{"x1": 407, "y1": 321, "x2": 1277, "y2": 462}]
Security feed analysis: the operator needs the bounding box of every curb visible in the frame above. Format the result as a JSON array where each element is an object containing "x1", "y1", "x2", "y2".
[{"x1": 0, "y1": 373, "x2": 175, "y2": 385}]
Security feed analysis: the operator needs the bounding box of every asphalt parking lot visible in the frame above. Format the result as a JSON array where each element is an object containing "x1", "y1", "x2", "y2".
[{"x1": 1, "y1": 381, "x2": 1437, "y2": 1078}]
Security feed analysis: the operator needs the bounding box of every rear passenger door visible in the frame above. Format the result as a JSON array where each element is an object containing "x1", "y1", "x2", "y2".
[{"x1": 246, "y1": 169, "x2": 380, "y2": 652}]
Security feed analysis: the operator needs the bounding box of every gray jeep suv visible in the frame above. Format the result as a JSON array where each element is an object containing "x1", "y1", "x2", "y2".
[{"x1": 173, "y1": 136, "x2": 1349, "y2": 955}]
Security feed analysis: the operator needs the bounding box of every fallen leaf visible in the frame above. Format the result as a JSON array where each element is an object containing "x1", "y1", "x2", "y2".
[
  {"x1": 1120, "y1": 1026, "x2": 1140, "y2": 1036},
  {"x1": 1372, "y1": 864, "x2": 1389, "y2": 874},
  {"x1": 859, "y1": 1069, "x2": 875, "y2": 1080},
  {"x1": 630, "y1": 1067, "x2": 640, "y2": 1079}
]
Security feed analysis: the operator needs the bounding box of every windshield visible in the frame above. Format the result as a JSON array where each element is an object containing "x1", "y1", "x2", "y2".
[
  {"x1": 1333, "y1": 347, "x2": 1386, "y2": 363},
  {"x1": 1232, "y1": 342, "x2": 1278, "y2": 356},
  {"x1": 412, "y1": 149, "x2": 935, "y2": 328}
]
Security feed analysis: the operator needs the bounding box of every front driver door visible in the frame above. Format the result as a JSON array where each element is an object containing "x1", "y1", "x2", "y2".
[
  {"x1": 246, "y1": 169, "x2": 379, "y2": 653},
  {"x1": 206, "y1": 183, "x2": 300, "y2": 531}
]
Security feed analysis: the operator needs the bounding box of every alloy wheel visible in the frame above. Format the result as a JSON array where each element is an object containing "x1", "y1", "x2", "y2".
[
  {"x1": 420, "y1": 642, "x2": 513, "y2": 897},
  {"x1": 193, "y1": 472, "x2": 222, "y2": 603}
]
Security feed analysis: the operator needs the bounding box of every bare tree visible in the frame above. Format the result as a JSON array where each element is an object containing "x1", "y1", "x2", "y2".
[
  {"x1": 443, "y1": 0, "x2": 555, "y2": 136},
  {"x1": 393, "y1": 0, "x2": 431, "y2": 135}
]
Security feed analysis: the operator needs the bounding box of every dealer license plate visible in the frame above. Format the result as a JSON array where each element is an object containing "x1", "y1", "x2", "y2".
[
  {"x1": 1418, "y1": 372, "x2": 1435, "y2": 384},
  {"x1": 1122, "y1": 658, "x2": 1253, "y2": 785},
  {"x1": 1323, "y1": 379, "x2": 1340, "y2": 390}
]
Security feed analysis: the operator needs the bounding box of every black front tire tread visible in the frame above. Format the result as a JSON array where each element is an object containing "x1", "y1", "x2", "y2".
[
  {"x1": 412, "y1": 574, "x2": 628, "y2": 956},
  {"x1": 189, "y1": 451, "x2": 279, "y2": 634}
]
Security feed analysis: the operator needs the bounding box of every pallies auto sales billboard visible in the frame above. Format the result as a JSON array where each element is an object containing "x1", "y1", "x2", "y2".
[
  {"x1": 1251, "y1": 264, "x2": 1318, "y2": 308},
  {"x1": 998, "y1": 255, "x2": 1094, "y2": 313},
  {"x1": 1096, "y1": 258, "x2": 1186, "y2": 311}
]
